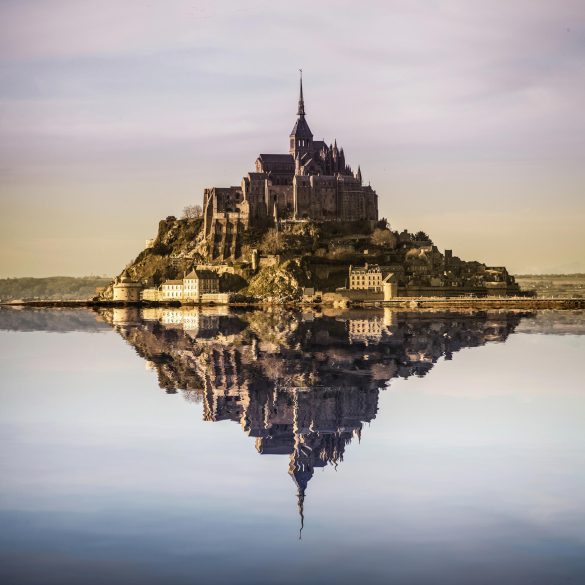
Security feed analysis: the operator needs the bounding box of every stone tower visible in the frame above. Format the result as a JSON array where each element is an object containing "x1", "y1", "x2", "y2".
[{"x1": 289, "y1": 70, "x2": 313, "y2": 159}]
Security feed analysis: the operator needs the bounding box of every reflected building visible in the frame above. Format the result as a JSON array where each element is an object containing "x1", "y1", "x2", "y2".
[
  {"x1": 347, "y1": 307, "x2": 398, "y2": 344},
  {"x1": 99, "y1": 307, "x2": 527, "y2": 534}
]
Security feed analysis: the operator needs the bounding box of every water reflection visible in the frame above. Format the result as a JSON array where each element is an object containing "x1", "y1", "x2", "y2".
[
  {"x1": 0, "y1": 306, "x2": 110, "y2": 332},
  {"x1": 2, "y1": 307, "x2": 585, "y2": 584},
  {"x1": 99, "y1": 306, "x2": 527, "y2": 535}
]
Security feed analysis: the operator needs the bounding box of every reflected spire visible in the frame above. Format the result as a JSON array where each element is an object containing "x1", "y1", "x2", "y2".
[{"x1": 297, "y1": 485, "x2": 305, "y2": 540}]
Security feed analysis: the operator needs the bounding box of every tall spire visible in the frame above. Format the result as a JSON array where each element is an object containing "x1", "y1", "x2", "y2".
[
  {"x1": 290, "y1": 69, "x2": 312, "y2": 156},
  {"x1": 297, "y1": 68, "x2": 305, "y2": 117}
]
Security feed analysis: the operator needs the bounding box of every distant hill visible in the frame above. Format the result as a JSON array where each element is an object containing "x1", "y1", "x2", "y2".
[
  {"x1": 514, "y1": 274, "x2": 585, "y2": 298},
  {"x1": 0, "y1": 277, "x2": 112, "y2": 301}
]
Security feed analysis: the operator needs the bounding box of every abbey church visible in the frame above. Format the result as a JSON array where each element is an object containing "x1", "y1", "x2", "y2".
[{"x1": 203, "y1": 74, "x2": 379, "y2": 259}]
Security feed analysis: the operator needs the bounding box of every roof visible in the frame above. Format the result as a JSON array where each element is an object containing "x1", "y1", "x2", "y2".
[
  {"x1": 116, "y1": 275, "x2": 140, "y2": 285},
  {"x1": 185, "y1": 270, "x2": 219, "y2": 280},
  {"x1": 290, "y1": 116, "x2": 313, "y2": 139},
  {"x1": 162, "y1": 280, "x2": 183, "y2": 285},
  {"x1": 350, "y1": 264, "x2": 382, "y2": 274},
  {"x1": 258, "y1": 154, "x2": 294, "y2": 163}
]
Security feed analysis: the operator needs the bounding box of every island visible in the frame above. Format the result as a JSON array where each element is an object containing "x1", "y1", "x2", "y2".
[{"x1": 86, "y1": 74, "x2": 566, "y2": 311}]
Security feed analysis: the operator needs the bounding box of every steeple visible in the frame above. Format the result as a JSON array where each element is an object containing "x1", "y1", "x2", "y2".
[
  {"x1": 289, "y1": 69, "x2": 313, "y2": 157},
  {"x1": 297, "y1": 69, "x2": 305, "y2": 117}
]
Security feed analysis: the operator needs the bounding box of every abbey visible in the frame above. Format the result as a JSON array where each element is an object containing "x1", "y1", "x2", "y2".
[{"x1": 203, "y1": 74, "x2": 378, "y2": 259}]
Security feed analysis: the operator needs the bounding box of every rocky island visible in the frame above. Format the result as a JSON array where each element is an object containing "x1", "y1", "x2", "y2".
[{"x1": 96, "y1": 75, "x2": 534, "y2": 307}]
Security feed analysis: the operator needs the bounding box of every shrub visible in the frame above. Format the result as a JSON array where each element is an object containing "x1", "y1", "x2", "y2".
[{"x1": 371, "y1": 228, "x2": 397, "y2": 248}]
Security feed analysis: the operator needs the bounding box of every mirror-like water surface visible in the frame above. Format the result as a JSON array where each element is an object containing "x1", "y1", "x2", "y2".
[{"x1": 1, "y1": 307, "x2": 584, "y2": 585}]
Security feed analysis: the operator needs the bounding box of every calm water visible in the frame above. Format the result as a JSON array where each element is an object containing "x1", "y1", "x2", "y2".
[{"x1": 1, "y1": 307, "x2": 584, "y2": 585}]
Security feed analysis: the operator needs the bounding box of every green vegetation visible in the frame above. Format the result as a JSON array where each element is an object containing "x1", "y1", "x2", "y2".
[
  {"x1": 413, "y1": 231, "x2": 432, "y2": 243},
  {"x1": 370, "y1": 227, "x2": 397, "y2": 248},
  {"x1": 0, "y1": 277, "x2": 111, "y2": 301}
]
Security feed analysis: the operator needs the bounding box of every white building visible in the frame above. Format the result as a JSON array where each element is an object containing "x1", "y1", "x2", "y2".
[
  {"x1": 349, "y1": 264, "x2": 386, "y2": 292},
  {"x1": 161, "y1": 280, "x2": 184, "y2": 300}
]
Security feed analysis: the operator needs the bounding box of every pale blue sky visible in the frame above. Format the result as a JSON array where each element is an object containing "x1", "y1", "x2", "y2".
[{"x1": 0, "y1": 0, "x2": 584, "y2": 276}]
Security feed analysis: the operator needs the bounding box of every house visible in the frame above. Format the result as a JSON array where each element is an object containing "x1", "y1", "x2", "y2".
[
  {"x1": 161, "y1": 280, "x2": 184, "y2": 300},
  {"x1": 183, "y1": 270, "x2": 220, "y2": 300},
  {"x1": 141, "y1": 288, "x2": 161, "y2": 302},
  {"x1": 349, "y1": 264, "x2": 391, "y2": 292}
]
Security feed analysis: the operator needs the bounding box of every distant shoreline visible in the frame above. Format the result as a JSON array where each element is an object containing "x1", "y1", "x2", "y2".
[{"x1": 2, "y1": 298, "x2": 584, "y2": 311}]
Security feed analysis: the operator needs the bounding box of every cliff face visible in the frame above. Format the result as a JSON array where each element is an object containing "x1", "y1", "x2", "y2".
[{"x1": 100, "y1": 217, "x2": 205, "y2": 299}]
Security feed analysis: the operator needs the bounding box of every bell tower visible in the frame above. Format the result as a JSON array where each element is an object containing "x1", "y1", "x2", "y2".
[{"x1": 289, "y1": 70, "x2": 313, "y2": 160}]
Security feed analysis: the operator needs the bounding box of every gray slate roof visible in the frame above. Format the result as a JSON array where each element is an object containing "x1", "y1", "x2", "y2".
[
  {"x1": 258, "y1": 154, "x2": 294, "y2": 163},
  {"x1": 290, "y1": 116, "x2": 313, "y2": 139},
  {"x1": 185, "y1": 270, "x2": 219, "y2": 280}
]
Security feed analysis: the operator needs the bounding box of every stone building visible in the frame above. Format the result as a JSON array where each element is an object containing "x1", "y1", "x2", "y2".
[
  {"x1": 349, "y1": 264, "x2": 391, "y2": 292},
  {"x1": 383, "y1": 275, "x2": 398, "y2": 300},
  {"x1": 183, "y1": 270, "x2": 219, "y2": 300},
  {"x1": 203, "y1": 73, "x2": 379, "y2": 260},
  {"x1": 161, "y1": 279, "x2": 183, "y2": 300},
  {"x1": 112, "y1": 275, "x2": 142, "y2": 301},
  {"x1": 141, "y1": 288, "x2": 161, "y2": 302},
  {"x1": 159, "y1": 272, "x2": 223, "y2": 302}
]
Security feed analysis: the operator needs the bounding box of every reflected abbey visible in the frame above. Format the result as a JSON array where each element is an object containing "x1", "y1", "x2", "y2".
[{"x1": 99, "y1": 306, "x2": 526, "y2": 534}]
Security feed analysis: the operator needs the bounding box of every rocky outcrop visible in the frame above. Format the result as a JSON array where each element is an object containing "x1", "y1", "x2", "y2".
[
  {"x1": 103, "y1": 212, "x2": 524, "y2": 302},
  {"x1": 245, "y1": 259, "x2": 310, "y2": 303},
  {"x1": 100, "y1": 217, "x2": 205, "y2": 299}
]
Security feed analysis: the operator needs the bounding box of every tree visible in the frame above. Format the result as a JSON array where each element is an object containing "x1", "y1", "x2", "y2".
[
  {"x1": 413, "y1": 231, "x2": 432, "y2": 243},
  {"x1": 183, "y1": 204, "x2": 202, "y2": 219},
  {"x1": 259, "y1": 228, "x2": 282, "y2": 255},
  {"x1": 371, "y1": 228, "x2": 397, "y2": 248}
]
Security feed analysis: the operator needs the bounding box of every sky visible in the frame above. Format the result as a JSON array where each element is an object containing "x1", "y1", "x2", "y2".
[{"x1": 0, "y1": 0, "x2": 584, "y2": 277}]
